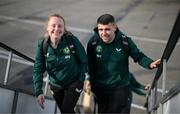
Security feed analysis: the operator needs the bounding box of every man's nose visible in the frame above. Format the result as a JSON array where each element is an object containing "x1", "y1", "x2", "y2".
[{"x1": 102, "y1": 30, "x2": 107, "y2": 35}]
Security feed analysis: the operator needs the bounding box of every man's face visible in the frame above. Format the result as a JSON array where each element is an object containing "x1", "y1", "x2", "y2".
[{"x1": 98, "y1": 23, "x2": 117, "y2": 44}]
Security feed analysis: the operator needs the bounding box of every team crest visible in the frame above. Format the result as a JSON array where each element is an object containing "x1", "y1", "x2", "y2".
[
  {"x1": 96, "y1": 45, "x2": 103, "y2": 53},
  {"x1": 63, "y1": 47, "x2": 70, "y2": 54}
]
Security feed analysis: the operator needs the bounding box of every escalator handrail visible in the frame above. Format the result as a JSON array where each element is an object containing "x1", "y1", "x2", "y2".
[
  {"x1": 160, "y1": 83, "x2": 180, "y2": 104},
  {"x1": 0, "y1": 42, "x2": 35, "y2": 63},
  {"x1": 151, "y1": 10, "x2": 180, "y2": 89}
]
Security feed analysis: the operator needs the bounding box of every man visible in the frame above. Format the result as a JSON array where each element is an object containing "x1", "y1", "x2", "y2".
[{"x1": 85, "y1": 14, "x2": 160, "y2": 113}]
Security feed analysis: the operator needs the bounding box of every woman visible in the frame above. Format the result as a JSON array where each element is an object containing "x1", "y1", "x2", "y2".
[{"x1": 33, "y1": 14, "x2": 88, "y2": 113}]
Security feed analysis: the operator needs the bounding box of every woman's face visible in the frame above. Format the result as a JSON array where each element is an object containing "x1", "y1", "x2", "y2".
[{"x1": 46, "y1": 16, "x2": 65, "y2": 41}]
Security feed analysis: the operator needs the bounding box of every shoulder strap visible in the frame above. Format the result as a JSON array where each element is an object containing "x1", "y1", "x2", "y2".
[
  {"x1": 91, "y1": 36, "x2": 99, "y2": 49},
  {"x1": 121, "y1": 34, "x2": 130, "y2": 54},
  {"x1": 91, "y1": 36, "x2": 98, "y2": 46},
  {"x1": 64, "y1": 33, "x2": 76, "y2": 54},
  {"x1": 64, "y1": 33, "x2": 80, "y2": 63},
  {"x1": 42, "y1": 37, "x2": 50, "y2": 57},
  {"x1": 42, "y1": 37, "x2": 50, "y2": 69},
  {"x1": 91, "y1": 36, "x2": 99, "y2": 58}
]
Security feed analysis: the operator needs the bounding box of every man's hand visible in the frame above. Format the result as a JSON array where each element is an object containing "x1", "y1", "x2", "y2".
[
  {"x1": 84, "y1": 80, "x2": 91, "y2": 95},
  {"x1": 145, "y1": 83, "x2": 151, "y2": 91},
  {"x1": 150, "y1": 59, "x2": 161, "y2": 69},
  {"x1": 37, "y1": 94, "x2": 45, "y2": 109}
]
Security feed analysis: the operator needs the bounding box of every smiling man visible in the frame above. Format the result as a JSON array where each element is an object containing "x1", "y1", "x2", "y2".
[{"x1": 85, "y1": 14, "x2": 161, "y2": 114}]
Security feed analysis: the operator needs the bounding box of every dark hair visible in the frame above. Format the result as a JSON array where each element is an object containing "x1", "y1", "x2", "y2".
[{"x1": 97, "y1": 14, "x2": 115, "y2": 25}]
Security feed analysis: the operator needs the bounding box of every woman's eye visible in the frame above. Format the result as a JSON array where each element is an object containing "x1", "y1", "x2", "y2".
[{"x1": 58, "y1": 25, "x2": 62, "y2": 28}]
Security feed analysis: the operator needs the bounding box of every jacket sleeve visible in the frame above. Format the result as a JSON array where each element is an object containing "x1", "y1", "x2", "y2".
[
  {"x1": 129, "y1": 73, "x2": 146, "y2": 96},
  {"x1": 73, "y1": 36, "x2": 88, "y2": 82},
  {"x1": 33, "y1": 39, "x2": 46, "y2": 96},
  {"x1": 128, "y1": 38, "x2": 154, "y2": 69},
  {"x1": 130, "y1": 86, "x2": 146, "y2": 96},
  {"x1": 129, "y1": 73, "x2": 145, "y2": 90}
]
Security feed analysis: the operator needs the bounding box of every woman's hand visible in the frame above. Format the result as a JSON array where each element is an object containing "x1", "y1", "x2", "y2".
[{"x1": 37, "y1": 94, "x2": 45, "y2": 109}]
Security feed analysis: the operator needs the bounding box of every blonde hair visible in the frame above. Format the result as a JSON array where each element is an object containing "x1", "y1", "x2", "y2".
[{"x1": 44, "y1": 14, "x2": 69, "y2": 38}]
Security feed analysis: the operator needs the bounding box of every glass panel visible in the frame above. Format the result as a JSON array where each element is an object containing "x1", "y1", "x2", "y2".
[{"x1": 0, "y1": 87, "x2": 14, "y2": 113}]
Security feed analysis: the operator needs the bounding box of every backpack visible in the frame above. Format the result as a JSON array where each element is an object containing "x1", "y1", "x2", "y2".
[{"x1": 91, "y1": 33, "x2": 130, "y2": 55}]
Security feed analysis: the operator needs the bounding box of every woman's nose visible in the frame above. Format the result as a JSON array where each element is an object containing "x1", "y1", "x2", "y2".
[{"x1": 54, "y1": 25, "x2": 59, "y2": 31}]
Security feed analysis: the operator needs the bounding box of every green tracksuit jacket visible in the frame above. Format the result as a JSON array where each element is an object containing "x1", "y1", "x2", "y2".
[
  {"x1": 87, "y1": 28, "x2": 153, "y2": 88},
  {"x1": 33, "y1": 35, "x2": 87, "y2": 96}
]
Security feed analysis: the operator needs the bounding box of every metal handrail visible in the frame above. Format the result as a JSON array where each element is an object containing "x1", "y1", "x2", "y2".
[
  {"x1": 0, "y1": 41, "x2": 50, "y2": 95},
  {"x1": 146, "y1": 10, "x2": 180, "y2": 113},
  {"x1": 0, "y1": 42, "x2": 35, "y2": 63},
  {"x1": 148, "y1": 83, "x2": 180, "y2": 112},
  {"x1": 0, "y1": 42, "x2": 35, "y2": 85},
  {"x1": 151, "y1": 10, "x2": 180, "y2": 89},
  {"x1": 160, "y1": 83, "x2": 180, "y2": 104}
]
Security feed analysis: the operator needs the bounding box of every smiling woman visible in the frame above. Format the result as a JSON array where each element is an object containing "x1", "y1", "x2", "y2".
[
  {"x1": 33, "y1": 14, "x2": 88, "y2": 114},
  {"x1": 45, "y1": 14, "x2": 65, "y2": 48}
]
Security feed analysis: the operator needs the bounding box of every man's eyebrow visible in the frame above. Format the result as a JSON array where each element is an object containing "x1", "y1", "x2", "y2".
[
  {"x1": 98, "y1": 28, "x2": 110, "y2": 30},
  {"x1": 104, "y1": 28, "x2": 110, "y2": 30}
]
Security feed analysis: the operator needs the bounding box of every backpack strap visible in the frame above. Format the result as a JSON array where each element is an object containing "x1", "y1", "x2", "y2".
[
  {"x1": 41, "y1": 37, "x2": 50, "y2": 69},
  {"x1": 91, "y1": 36, "x2": 99, "y2": 49},
  {"x1": 64, "y1": 33, "x2": 80, "y2": 63},
  {"x1": 91, "y1": 36, "x2": 100, "y2": 59},
  {"x1": 91, "y1": 36, "x2": 98, "y2": 46},
  {"x1": 121, "y1": 34, "x2": 130, "y2": 55},
  {"x1": 42, "y1": 36, "x2": 50, "y2": 57},
  {"x1": 65, "y1": 33, "x2": 76, "y2": 54}
]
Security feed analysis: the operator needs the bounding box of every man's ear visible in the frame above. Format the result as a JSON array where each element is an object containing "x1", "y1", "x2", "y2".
[{"x1": 113, "y1": 24, "x2": 117, "y2": 31}]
